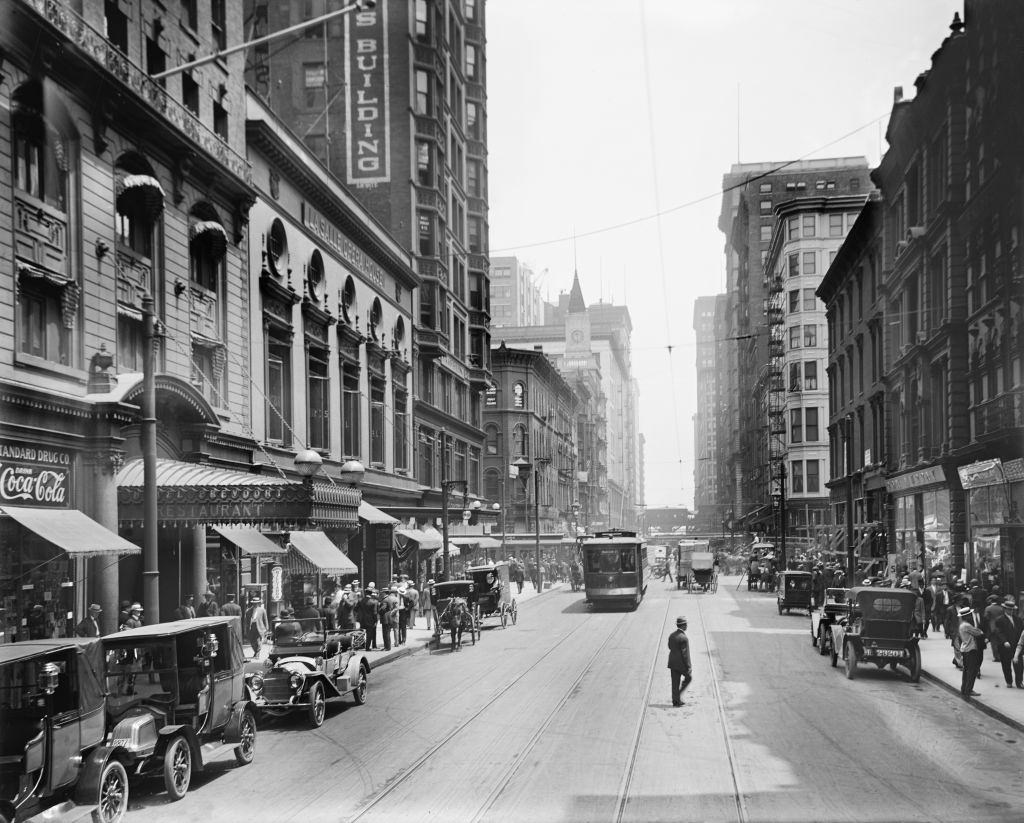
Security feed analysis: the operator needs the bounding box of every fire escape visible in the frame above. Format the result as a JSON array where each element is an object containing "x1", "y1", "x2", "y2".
[{"x1": 766, "y1": 273, "x2": 787, "y2": 545}]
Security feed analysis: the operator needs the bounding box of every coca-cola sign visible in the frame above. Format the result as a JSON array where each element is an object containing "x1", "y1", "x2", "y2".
[{"x1": 0, "y1": 441, "x2": 71, "y2": 508}]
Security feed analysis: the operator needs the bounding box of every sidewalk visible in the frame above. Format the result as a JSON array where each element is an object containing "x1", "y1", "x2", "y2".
[
  {"x1": 361, "y1": 579, "x2": 566, "y2": 668},
  {"x1": 917, "y1": 629, "x2": 1024, "y2": 733}
]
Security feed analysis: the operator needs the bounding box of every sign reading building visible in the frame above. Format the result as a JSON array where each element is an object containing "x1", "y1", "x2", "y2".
[{"x1": 344, "y1": 6, "x2": 390, "y2": 185}]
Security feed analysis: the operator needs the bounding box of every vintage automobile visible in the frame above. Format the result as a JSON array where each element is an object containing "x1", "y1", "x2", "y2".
[
  {"x1": 829, "y1": 587, "x2": 922, "y2": 682},
  {"x1": 810, "y1": 588, "x2": 852, "y2": 656},
  {"x1": 100, "y1": 616, "x2": 256, "y2": 802},
  {"x1": 0, "y1": 638, "x2": 128, "y2": 823},
  {"x1": 776, "y1": 570, "x2": 813, "y2": 615},
  {"x1": 466, "y1": 562, "x2": 517, "y2": 628},
  {"x1": 243, "y1": 617, "x2": 369, "y2": 728},
  {"x1": 431, "y1": 581, "x2": 481, "y2": 650}
]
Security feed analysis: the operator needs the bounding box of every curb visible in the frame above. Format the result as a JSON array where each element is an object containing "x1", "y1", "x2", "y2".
[{"x1": 920, "y1": 669, "x2": 1024, "y2": 734}]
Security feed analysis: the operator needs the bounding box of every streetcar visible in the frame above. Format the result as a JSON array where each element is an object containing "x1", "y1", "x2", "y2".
[{"x1": 581, "y1": 529, "x2": 650, "y2": 609}]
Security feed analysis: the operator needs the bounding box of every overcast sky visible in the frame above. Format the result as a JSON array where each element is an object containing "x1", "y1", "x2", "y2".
[{"x1": 485, "y1": 0, "x2": 962, "y2": 510}]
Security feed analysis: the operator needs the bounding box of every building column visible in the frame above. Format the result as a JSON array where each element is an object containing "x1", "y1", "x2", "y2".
[
  {"x1": 89, "y1": 450, "x2": 124, "y2": 635},
  {"x1": 193, "y1": 524, "x2": 208, "y2": 602}
]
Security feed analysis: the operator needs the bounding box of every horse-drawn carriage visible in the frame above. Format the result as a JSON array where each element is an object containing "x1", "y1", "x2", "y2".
[
  {"x1": 676, "y1": 540, "x2": 712, "y2": 591},
  {"x1": 467, "y1": 562, "x2": 518, "y2": 627},
  {"x1": 430, "y1": 581, "x2": 481, "y2": 651},
  {"x1": 747, "y1": 542, "x2": 778, "y2": 591}
]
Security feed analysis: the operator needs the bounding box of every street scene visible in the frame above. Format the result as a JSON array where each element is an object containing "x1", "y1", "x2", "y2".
[{"x1": 1, "y1": 0, "x2": 1023, "y2": 822}]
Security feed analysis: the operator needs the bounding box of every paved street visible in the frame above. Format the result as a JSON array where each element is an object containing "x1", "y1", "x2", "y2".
[{"x1": 122, "y1": 577, "x2": 1023, "y2": 823}]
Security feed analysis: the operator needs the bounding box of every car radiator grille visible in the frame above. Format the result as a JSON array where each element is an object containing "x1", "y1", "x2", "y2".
[{"x1": 262, "y1": 679, "x2": 295, "y2": 702}]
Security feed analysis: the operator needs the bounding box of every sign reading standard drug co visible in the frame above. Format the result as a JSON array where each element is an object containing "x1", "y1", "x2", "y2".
[{"x1": 0, "y1": 441, "x2": 71, "y2": 507}]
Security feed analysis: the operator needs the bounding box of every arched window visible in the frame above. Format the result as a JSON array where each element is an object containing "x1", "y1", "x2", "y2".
[
  {"x1": 512, "y1": 424, "x2": 527, "y2": 457},
  {"x1": 12, "y1": 81, "x2": 80, "y2": 368},
  {"x1": 484, "y1": 468, "x2": 500, "y2": 503},
  {"x1": 485, "y1": 423, "x2": 501, "y2": 455},
  {"x1": 188, "y1": 203, "x2": 228, "y2": 406},
  {"x1": 512, "y1": 381, "x2": 525, "y2": 409}
]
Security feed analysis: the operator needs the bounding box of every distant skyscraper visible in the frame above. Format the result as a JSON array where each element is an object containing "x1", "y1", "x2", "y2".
[{"x1": 490, "y1": 256, "x2": 543, "y2": 327}]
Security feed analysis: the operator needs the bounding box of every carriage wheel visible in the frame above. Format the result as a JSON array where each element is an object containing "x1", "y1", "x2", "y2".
[
  {"x1": 500, "y1": 605, "x2": 509, "y2": 628},
  {"x1": 712, "y1": 575, "x2": 719, "y2": 594},
  {"x1": 511, "y1": 601, "x2": 518, "y2": 625}
]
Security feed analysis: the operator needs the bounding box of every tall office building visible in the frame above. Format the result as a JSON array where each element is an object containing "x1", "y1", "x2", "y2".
[
  {"x1": 693, "y1": 295, "x2": 728, "y2": 530},
  {"x1": 246, "y1": 0, "x2": 492, "y2": 515},
  {"x1": 490, "y1": 255, "x2": 544, "y2": 328}
]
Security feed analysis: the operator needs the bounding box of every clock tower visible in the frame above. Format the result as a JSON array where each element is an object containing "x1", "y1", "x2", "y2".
[{"x1": 565, "y1": 272, "x2": 590, "y2": 354}]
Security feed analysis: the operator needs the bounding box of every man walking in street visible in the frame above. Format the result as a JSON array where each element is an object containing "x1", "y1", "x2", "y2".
[
  {"x1": 220, "y1": 592, "x2": 242, "y2": 617},
  {"x1": 421, "y1": 579, "x2": 434, "y2": 631},
  {"x1": 667, "y1": 616, "x2": 692, "y2": 707},
  {"x1": 198, "y1": 591, "x2": 220, "y2": 617},
  {"x1": 120, "y1": 603, "x2": 144, "y2": 631},
  {"x1": 992, "y1": 598, "x2": 1024, "y2": 688},
  {"x1": 959, "y1": 605, "x2": 985, "y2": 699},
  {"x1": 930, "y1": 577, "x2": 948, "y2": 635},
  {"x1": 175, "y1": 594, "x2": 196, "y2": 620},
  {"x1": 357, "y1": 585, "x2": 379, "y2": 650},
  {"x1": 244, "y1": 596, "x2": 268, "y2": 656},
  {"x1": 75, "y1": 603, "x2": 103, "y2": 637}
]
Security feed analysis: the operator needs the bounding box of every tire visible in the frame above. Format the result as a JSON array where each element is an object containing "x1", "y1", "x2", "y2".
[
  {"x1": 777, "y1": 601, "x2": 782, "y2": 615},
  {"x1": 818, "y1": 626, "x2": 828, "y2": 656},
  {"x1": 233, "y1": 709, "x2": 257, "y2": 766},
  {"x1": 511, "y1": 602, "x2": 518, "y2": 625},
  {"x1": 908, "y1": 645, "x2": 922, "y2": 683},
  {"x1": 162, "y1": 736, "x2": 192, "y2": 801},
  {"x1": 308, "y1": 681, "x2": 325, "y2": 728},
  {"x1": 90, "y1": 758, "x2": 129, "y2": 823},
  {"x1": 830, "y1": 643, "x2": 838, "y2": 667},
  {"x1": 844, "y1": 644, "x2": 858, "y2": 680},
  {"x1": 500, "y1": 606, "x2": 508, "y2": 628},
  {"x1": 352, "y1": 666, "x2": 368, "y2": 705}
]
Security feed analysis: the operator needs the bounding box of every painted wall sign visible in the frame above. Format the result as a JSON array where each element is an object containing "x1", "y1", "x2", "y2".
[
  {"x1": 885, "y1": 465, "x2": 946, "y2": 493},
  {"x1": 0, "y1": 441, "x2": 71, "y2": 507},
  {"x1": 301, "y1": 202, "x2": 386, "y2": 290},
  {"x1": 344, "y1": 6, "x2": 390, "y2": 185}
]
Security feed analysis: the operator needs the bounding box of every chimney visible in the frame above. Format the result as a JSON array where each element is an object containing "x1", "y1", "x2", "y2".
[{"x1": 893, "y1": 86, "x2": 903, "y2": 104}]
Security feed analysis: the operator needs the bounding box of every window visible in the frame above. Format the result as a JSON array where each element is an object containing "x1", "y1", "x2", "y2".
[
  {"x1": 182, "y1": 73, "x2": 199, "y2": 115},
  {"x1": 342, "y1": 363, "x2": 360, "y2": 457},
  {"x1": 512, "y1": 424, "x2": 527, "y2": 456},
  {"x1": 789, "y1": 363, "x2": 801, "y2": 392},
  {"x1": 370, "y1": 378, "x2": 385, "y2": 464},
  {"x1": 414, "y1": 0, "x2": 430, "y2": 42},
  {"x1": 788, "y1": 217, "x2": 798, "y2": 240},
  {"x1": 850, "y1": 177, "x2": 860, "y2": 191},
  {"x1": 790, "y1": 409, "x2": 803, "y2": 442},
  {"x1": 211, "y1": 0, "x2": 226, "y2": 50},
  {"x1": 788, "y1": 254, "x2": 799, "y2": 278},
  {"x1": 266, "y1": 337, "x2": 292, "y2": 445},
  {"x1": 104, "y1": 0, "x2": 128, "y2": 53},
  {"x1": 513, "y1": 381, "x2": 525, "y2": 409},
  {"x1": 415, "y1": 70, "x2": 430, "y2": 115},
  {"x1": 308, "y1": 347, "x2": 329, "y2": 450},
  {"x1": 805, "y1": 407, "x2": 819, "y2": 441},
  {"x1": 19, "y1": 284, "x2": 71, "y2": 365},
  {"x1": 182, "y1": 0, "x2": 197, "y2": 30},
  {"x1": 789, "y1": 327, "x2": 801, "y2": 350},
  {"x1": 759, "y1": 225, "x2": 771, "y2": 242},
  {"x1": 802, "y1": 215, "x2": 815, "y2": 237},
  {"x1": 759, "y1": 182, "x2": 772, "y2": 193},
  {"x1": 789, "y1": 290, "x2": 800, "y2": 313},
  {"x1": 467, "y1": 159, "x2": 482, "y2": 198},
  {"x1": 803, "y1": 324, "x2": 817, "y2": 347},
  {"x1": 485, "y1": 423, "x2": 500, "y2": 455},
  {"x1": 806, "y1": 460, "x2": 820, "y2": 493},
  {"x1": 790, "y1": 461, "x2": 804, "y2": 493},
  {"x1": 760, "y1": 199, "x2": 772, "y2": 213},
  {"x1": 394, "y1": 385, "x2": 408, "y2": 470},
  {"x1": 416, "y1": 140, "x2": 432, "y2": 186},
  {"x1": 466, "y1": 44, "x2": 477, "y2": 79},
  {"x1": 467, "y1": 101, "x2": 480, "y2": 139},
  {"x1": 146, "y1": 35, "x2": 166, "y2": 86},
  {"x1": 465, "y1": 0, "x2": 476, "y2": 19},
  {"x1": 802, "y1": 288, "x2": 816, "y2": 311},
  {"x1": 829, "y1": 213, "x2": 844, "y2": 237},
  {"x1": 802, "y1": 251, "x2": 816, "y2": 276},
  {"x1": 468, "y1": 217, "x2": 483, "y2": 254},
  {"x1": 118, "y1": 315, "x2": 144, "y2": 373},
  {"x1": 804, "y1": 361, "x2": 818, "y2": 390},
  {"x1": 418, "y1": 211, "x2": 435, "y2": 257},
  {"x1": 213, "y1": 102, "x2": 228, "y2": 141}
]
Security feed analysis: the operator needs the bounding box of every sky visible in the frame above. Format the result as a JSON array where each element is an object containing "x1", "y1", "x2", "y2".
[{"x1": 485, "y1": 0, "x2": 963, "y2": 510}]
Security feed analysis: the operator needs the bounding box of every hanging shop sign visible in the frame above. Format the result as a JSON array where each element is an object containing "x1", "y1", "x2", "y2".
[
  {"x1": 958, "y1": 459, "x2": 1004, "y2": 490},
  {"x1": 0, "y1": 441, "x2": 71, "y2": 507},
  {"x1": 270, "y1": 564, "x2": 284, "y2": 603}
]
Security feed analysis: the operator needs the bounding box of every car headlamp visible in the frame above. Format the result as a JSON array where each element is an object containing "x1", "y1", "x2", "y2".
[
  {"x1": 289, "y1": 673, "x2": 302, "y2": 691},
  {"x1": 249, "y1": 673, "x2": 264, "y2": 693}
]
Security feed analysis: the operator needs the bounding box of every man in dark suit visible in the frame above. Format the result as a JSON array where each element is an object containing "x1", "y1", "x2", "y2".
[
  {"x1": 930, "y1": 578, "x2": 949, "y2": 635},
  {"x1": 992, "y1": 598, "x2": 1024, "y2": 688},
  {"x1": 75, "y1": 603, "x2": 103, "y2": 637},
  {"x1": 667, "y1": 616, "x2": 692, "y2": 707}
]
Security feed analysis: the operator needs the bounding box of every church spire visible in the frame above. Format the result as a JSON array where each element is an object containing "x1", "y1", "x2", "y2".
[{"x1": 567, "y1": 271, "x2": 586, "y2": 314}]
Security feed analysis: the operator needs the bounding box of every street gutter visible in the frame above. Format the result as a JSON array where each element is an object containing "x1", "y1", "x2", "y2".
[{"x1": 920, "y1": 670, "x2": 1024, "y2": 734}]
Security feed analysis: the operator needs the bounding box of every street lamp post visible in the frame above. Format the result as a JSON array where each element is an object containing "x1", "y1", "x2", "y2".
[{"x1": 773, "y1": 463, "x2": 787, "y2": 570}]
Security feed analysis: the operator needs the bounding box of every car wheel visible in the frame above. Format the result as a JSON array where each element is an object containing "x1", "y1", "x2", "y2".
[
  {"x1": 844, "y1": 644, "x2": 858, "y2": 680},
  {"x1": 818, "y1": 626, "x2": 829, "y2": 656},
  {"x1": 777, "y1": 601, "x2": 782, "y2": 615},
  {"x1": 500, "y1": 607, "x2": 509, "y2": 628},
  {"x1": 830, "y1": 643, "x2": 838, "y2": 667},
  {"x1": 91, "y1": 758, "x2": 129, "y2": 823},
  {"x1": 308, "y1": 682, "x2": 326, "y2": 728},
  {"x1": 511, "y1": 603, "x2": 518, "y2": 625},
  {"x1": 909, "y1": 645, "x2": 922, "y2": 683},
  {"x1": 352, "y1": 666, "x2": 368, "y2": 705},
  {"x1": 233, "y1": 709, "x2": 257, "y2": 766},
  {"x1": 162, "y1": 736, "x2": 192, "y2": 801}
]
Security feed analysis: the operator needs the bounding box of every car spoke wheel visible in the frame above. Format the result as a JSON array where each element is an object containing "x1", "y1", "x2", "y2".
[
  {"x1": 92, "y1": 759, "x2": 129, "y2": 823},
  {"x1": 353, "y1": 667, "x2": 368, "y2": 705},
  {"x1": 233, "y1": 709, "x2": 257, "y2": 766},
  {"x1": 511, "y1": 603, "x2": 518, "y2": 625},
  {"x1": 162, "y1": 736, "x2": 192, "y2": 801},
  {"x1": 844, "y1": 644, "x2": 858, "y2": 680},
  {"x1": 500, "y1": 607, "x2": 508, "y2": 628},
  {"x1": 308, "y1": 682, "x2": 326, "y2": 728},
  {"x1": 818, "y1": 626, "x2": 829, "y2": 655}
]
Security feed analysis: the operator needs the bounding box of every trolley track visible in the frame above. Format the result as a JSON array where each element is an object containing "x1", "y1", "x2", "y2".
[{"x1": 340, "y1": 606, "x2": 634, "y2": 823}]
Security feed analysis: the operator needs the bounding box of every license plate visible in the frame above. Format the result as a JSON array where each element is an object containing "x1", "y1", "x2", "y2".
[{"x1": 872, "y1": 648, "x2": 903, "y2": 657}]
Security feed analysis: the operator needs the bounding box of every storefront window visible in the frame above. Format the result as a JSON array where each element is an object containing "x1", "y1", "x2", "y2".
[{"x1": 1, "y1": 521, "x2": 73, "y2": 643}]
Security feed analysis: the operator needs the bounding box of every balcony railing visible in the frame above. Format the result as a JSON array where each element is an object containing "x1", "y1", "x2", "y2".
[
  {"x1": 23, "y1": 0, "x2": 251, "y2": 184},
  {"x1": 972, "y1": 390, "x2": 1024, "y2": 440}
]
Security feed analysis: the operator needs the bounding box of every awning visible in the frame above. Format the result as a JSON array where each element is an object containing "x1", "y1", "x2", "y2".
[
  {"x1": 394, "y1": 527, "x2": 442, "y2": 551},
  {"x1": 189, "y1": 220, "x2": 228, "y2": 260},
  {"x1": 211, "y1": 525, "x2": 285, "y2": 556},
  {"x1": 449, "y1": 536, "x2": 501, "y2": 549},
  {"x1": 359, "y1": 501, "x2": 398, "y2": 526},
  {"x1": 0, "y1": 506, "x2": 140, "y2": 558},
  {"x1": 116, "y1": 173, "x2": 165, "y2": 220},
  {"x1": 287, "y1": 531, "x2": 357, "y2": 574},
  {"x1": 432, "y1": 543, "x2": 461, "y2": 559}
]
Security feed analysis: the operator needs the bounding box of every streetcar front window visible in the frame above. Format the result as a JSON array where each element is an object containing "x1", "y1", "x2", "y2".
[
  {"x1": 620, "y1": 549, "x2": 636, "y2": 571},
  {"x1": 585, "y1": 548, "x2": 624, "y2": 574}
]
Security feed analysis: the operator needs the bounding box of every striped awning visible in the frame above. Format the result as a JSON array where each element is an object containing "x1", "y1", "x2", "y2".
[
  {"x1": 1, "y1": 506, "x2": 140, "y2": 558},
  {"x1": 394, "y1": 527, "x2": 442, "y2": 551},
  {"x1": 287, "y1": 531, "x2": 357, "y2": 574},
  {"x1": 212, "y1": 525, "x2": 285, "y2": 556},
  {"x1": 359, "y1": 501, "x2": 398, "y2": 525}
]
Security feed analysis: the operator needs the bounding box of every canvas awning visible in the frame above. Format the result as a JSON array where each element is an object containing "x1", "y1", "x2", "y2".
[
  {"x1": 432, "y1": 543, "x2": 461, "y2": 559},
  {"x1": 359, "y1": 501, "x2": 398, "y2": 525},
  {"x1": 287, "y1": 531, "x2": 357, "y2": 574},
  {"x1": 211, "y1": 525, "x2": 285, "y2": 556},
  {"x1": 394, "y1": 527, "x2": 442, "y2": 551},
  {"x1": 449, "y1": 536, "x2": 502, "y2": 549},
  {"x1": 0, "y1": 506, "x2": 140, "y2": 558},
  {"x1": 116, "y1": 173, "x2": 165, "y2": 220},
  {"x1": 189, "y1": 220, "x2": 228, "y2": 260}
]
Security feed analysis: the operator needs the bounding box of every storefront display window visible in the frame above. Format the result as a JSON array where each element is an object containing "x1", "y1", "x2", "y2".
[{"x1": 0, "y1": 520, "x2": 72, "y2": 643}]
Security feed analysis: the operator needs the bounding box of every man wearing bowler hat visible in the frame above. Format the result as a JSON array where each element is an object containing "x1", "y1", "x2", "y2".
[
  {"x1": 75, "y1": 604, "x2": 104, "y2": 637},
  {"x1": 667, "y1": 616, "x2": 692, "y2": 707},
  {"x1": 958, "y1": 605, "x2": 985, "y2": 698},
  {"x1": 992, "y1": 597, "x2": 1023, "y2": 688}
]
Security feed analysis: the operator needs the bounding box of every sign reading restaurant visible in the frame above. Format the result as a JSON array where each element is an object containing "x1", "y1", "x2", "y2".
[
  {"x1": 0, "y1": 441, "x2": 71, "y2": 508},
  {"x1": 344, "y1": 6, "x2": 390, "y2": 185}
]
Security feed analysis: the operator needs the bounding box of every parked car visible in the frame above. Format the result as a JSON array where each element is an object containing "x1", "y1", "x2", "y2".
[
  {"x1": 0, "y1": 638, "x2": 128, "y2": 823},
  {"x1": 829, "y1": 587, "x2": 922, "y2": 682},
  {"x1": 777, "y1": 570, "x2": 813, "y2": 615},
  {"x1": 810, "y1": 588, "x2": 852, "y2": 657},
  {"x1": 243, "y1": 618, "x2": 369, "y2": 728},
  {"x1": 100, "y1": 616, "x2": 256, "y2": 802}
]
